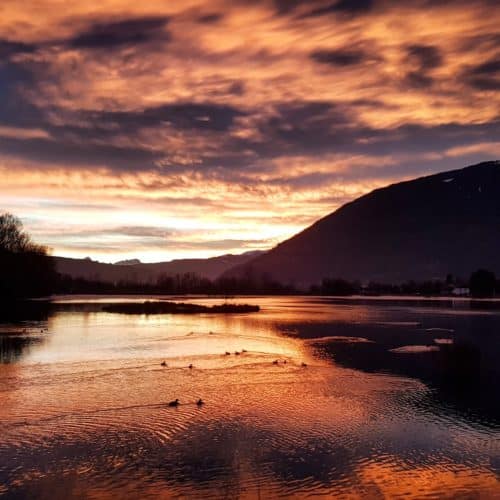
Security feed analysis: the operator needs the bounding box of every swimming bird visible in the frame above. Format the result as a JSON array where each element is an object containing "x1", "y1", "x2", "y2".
[
  {"x1": 189, "y1": 363, "x2": 193, "y2": 369},
  {"x1": 301, "y1": 362, "x2": 307, "y2": 367},
  {"x1": 161, "y1": 361, "x2": 167, "y2": 367},
  {"x1": 273, "y1": 360, "x2": 279, "y2": 365},
  {"x1": 235, "y1": 351, "x2": 240, "y2": 355},
  {"x1": 196, "y1": 398, "x2": 204, "y2": 406},
  {"x1": 168, "y1": 399, "x2": 180, "y2": 407},
  {"x1": 242, "y1": 349, "x2": 247, "y2": 353}
]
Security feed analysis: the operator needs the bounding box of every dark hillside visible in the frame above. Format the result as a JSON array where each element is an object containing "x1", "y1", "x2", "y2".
[{"x1": 224, "y1": 161, "x2": 500, "y2": 286}]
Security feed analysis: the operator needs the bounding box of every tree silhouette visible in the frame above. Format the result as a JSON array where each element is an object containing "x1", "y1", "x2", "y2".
[
  {"x1": 0, "y1": 213, "x2": 56, "y2": 300},
  {"x1": 0, "y1": 213, "x2": 45, "y2": 253},
  {"x1": 469, "y1": 269, "x2": 496, "y2": 298}
]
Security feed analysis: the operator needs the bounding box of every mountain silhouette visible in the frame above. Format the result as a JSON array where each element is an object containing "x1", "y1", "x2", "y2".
[
  {"x1": 54, "y1": 251, "x2": 263, "y2": 283},
  {"x1": 224, "y1": 161, "x2": 500, "y2": 286}
]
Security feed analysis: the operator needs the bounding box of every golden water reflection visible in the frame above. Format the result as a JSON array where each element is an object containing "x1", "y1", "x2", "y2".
[{"x1": 0, "y1": 296, "x2": 498, "y2": 498}]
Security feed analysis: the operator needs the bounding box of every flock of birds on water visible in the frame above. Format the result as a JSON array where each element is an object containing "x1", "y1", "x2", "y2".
[
  {"x1": 160, "y1": 347, "x2": 308, "y2": 408},
  {"x1": 25, "y1": 326, "x2": 309, "y2": 409}
]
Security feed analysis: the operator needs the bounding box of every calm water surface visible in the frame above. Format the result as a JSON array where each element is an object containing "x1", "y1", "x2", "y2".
[{"x1": 0, "y1": 295, "x2": 499, "y2": 498}]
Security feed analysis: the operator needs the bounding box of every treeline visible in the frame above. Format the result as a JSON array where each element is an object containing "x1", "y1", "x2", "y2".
[
  {"x1": 311, "y1": 269, "x2": 499, "y2": 298},
  {"x1": 57, "y1": 269, "x2": 500, "y2": 298},
  {"x1": 312, "y1": 279, "x2": 450, "y2": 297},
  {"x1": 55, "y1": 272, "x2": 297, "y2": 295}
]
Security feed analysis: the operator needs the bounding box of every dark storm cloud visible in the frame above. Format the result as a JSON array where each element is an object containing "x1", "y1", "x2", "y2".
[
  {"x1": 257, "y1": 101, "x2": 352, "y2": 152},
  {"x1": 0, "y1": 39, "x2": 36, "y2": 58},
  {"x1": 471, "y1": 58, "x2": 500, "y2": 76},
  {"x1": 0, "y1": 61, "x2": 44, "y2": 128},
  {"x1": 322, "y1": 0, "x2": 375, "y2": 13},
  {"x1": 310, "y1": 48, "x2": 369, "y2": 66},
  {"x1": 464, "y1": 57, "x2": 500, "y2": 90},
  {"x1": 38, "y1": 103, "x2": 245, "y2": 144},
  {"x1": 406, "y1": 45, "x2": 443, "y2": 70},
  {"x1": 0, "y1": 97, "x2": 245, "y2": 170},
  {"x1": 273, "y1": 0, "x2": 495, "y2": 18},
  {"x1": 0, "y1": 135, "x2": 161, "y2": 170},
  {"x1": 265, "y1": 0, "x2": 378, "y2": 18},
  {"x1": 197, "y1": 13, "x2": 224, "y2": 24},
  {"x1": 180, "y1": 101, "x2": 358, "y2": 170},
  {"x1": 358, "y1": 121, "x2": 500, "y2": 156},
  {"x1": 227, "y1": 81, "x2": 245, "y2": 96},
  {"x1": 403, "y1": 45, "x2": 443, "y2": 89},
  {"x1": 90, "y1": 103, "x2": 245, "y2": 132},
  {"x1": 272, "y1": 0, "x2": 309, "y2": 15},
  {"x1": 459, "y1": 33, "x2": 500, "y2": 52},
  {"x1": 420, "y1": 0, "x2": 499, "y2": 6},
  {"x1": 304, "y1": 0, "x2": 375, "y2": 18},
  {"x1": 404, "y1": 72, "x2": 434, "y2": 89},
  {"x1": 222, "y1": 105, "x2": 500, "y2": 173},
  {"x1": 69, "y1": 16, "x2": 170, "y2": 49}
]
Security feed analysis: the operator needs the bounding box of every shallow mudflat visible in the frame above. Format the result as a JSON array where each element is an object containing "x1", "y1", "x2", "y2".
[{"x1": 0, "y1": 295, "x2": 498, "y2": 498}]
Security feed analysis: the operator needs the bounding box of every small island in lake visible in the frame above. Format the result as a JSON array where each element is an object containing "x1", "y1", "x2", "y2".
[{"x1": 102, "y1": 301, "x2": 260, "y2": 315}]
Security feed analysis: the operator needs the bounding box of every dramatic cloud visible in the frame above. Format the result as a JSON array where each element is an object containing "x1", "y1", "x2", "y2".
[
  {"x1": 310, "y1": 49, "x2": 370, "y2": 66},
  {"x1": 69, "y1": 16, "x2": 171, "y2": 49},
  {"x1": 403, "y1": 44, "x2": 443, "y2": 88},
  {"x1": 0, "y1": 39, "x2": 36, "y2": 57},
  {"x1": 305, "y1": 0, "x2": 376, "y2": 17},
  {"x1": 406, "y1": 45, "x2": 443, "y2": 71},
  {"x1": 0, "y1": 0, "x2": 498, "y2": 261},
  {"x1": 464, "y1": 57, "x2": 500, "y2": 90}
]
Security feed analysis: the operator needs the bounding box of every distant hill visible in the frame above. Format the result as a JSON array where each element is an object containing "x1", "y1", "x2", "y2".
[
  {"x1": 224, "y1": 161, "x2": 500, "y2": 287},
  {"x1": 114, "y1": 259, "x2": 142, "y2": 266},
  {"x1": 54, "y1": 251, "x2": 263, "y2": 283}
]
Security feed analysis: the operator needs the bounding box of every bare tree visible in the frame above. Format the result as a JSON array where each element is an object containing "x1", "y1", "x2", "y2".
[
  {"x1": 0, "y1": 213, "x2": 55, "y2": 299},
  {"x1": 0, "y1": 213, "x2": 46, "y2": 254}
]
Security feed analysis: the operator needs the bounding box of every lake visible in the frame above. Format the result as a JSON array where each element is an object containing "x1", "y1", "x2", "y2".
[{"x1": 0, "y1": 295, "x2": 499, "y2": 498}]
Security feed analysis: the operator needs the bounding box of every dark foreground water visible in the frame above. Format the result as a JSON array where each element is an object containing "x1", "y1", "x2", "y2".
[{"x1": 0, "y1": 296, "x2": 499, "y2": 499}]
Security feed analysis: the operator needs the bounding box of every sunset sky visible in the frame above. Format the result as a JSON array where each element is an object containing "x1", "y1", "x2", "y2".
[{"x1": 1, "y1": 0, "x2": 499, "y2": 262}]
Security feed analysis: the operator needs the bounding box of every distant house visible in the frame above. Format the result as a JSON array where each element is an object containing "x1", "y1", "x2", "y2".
[{"x1": 452, "y1": 287, "x2": 470, "y2": 296}]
